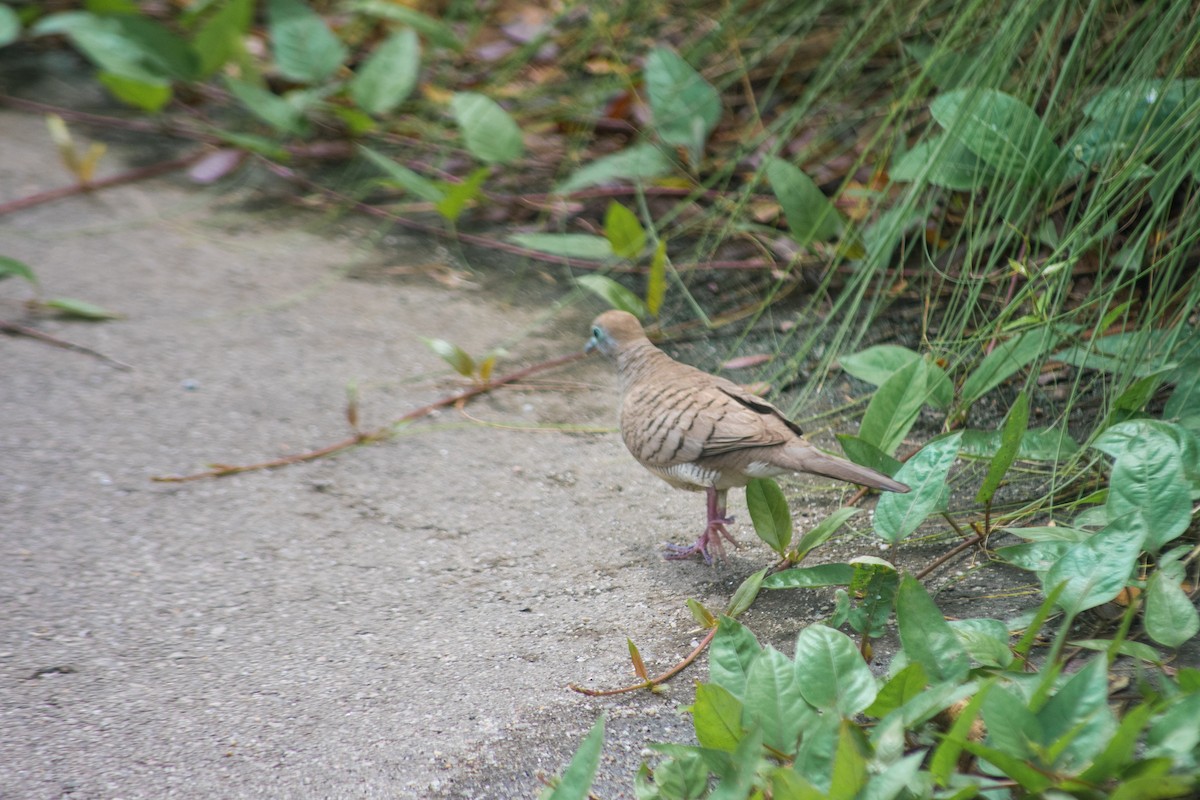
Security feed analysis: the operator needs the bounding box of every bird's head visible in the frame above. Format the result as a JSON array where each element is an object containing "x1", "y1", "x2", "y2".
[{"x1": 585, "y1": 310, "x2": 647, "y2": 358}]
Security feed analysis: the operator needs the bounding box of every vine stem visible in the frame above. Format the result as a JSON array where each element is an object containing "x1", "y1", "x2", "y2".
[
  {"x1": 0, "y1": 150, "x2": 206, "y2": 217},
  {"x1": 568, "y1": 624, "x2": 718, "y2": 697},
  {"x1": 0, "y1": 319, "x2": 133, "y2": 369},
  {"x1": 152, "y1": 350, "x2": 587, "y2": 482}
]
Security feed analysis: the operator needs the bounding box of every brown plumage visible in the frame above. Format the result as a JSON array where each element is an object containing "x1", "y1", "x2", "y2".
[{"x1": 586, "y1": 310, "x2": 909, "y2": 562}]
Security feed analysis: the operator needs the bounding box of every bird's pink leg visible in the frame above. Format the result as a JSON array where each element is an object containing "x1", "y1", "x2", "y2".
[{"x1": 665, "y1": 487, "x2": 739, "y2": 563}]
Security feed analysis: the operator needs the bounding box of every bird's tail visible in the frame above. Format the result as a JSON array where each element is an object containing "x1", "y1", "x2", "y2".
[{"x1": 785, "y1": 444, "x2": 910, "y2": 493}]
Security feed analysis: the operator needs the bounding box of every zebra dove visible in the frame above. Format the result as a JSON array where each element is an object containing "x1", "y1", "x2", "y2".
[{"x1": 586, "y1": 310, "x2": 910, "y2": 562}]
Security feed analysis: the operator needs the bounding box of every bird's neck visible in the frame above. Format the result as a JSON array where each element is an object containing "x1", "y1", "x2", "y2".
[{"x1": 616, "y1": 342, "x2": 673, "y2": 392}]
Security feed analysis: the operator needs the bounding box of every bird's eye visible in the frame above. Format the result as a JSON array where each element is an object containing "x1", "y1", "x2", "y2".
[{"x1": 592, "y1": 326, "x2": 603, "y2": 339}]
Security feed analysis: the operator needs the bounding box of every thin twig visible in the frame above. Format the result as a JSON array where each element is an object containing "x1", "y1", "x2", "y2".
[
  {"x1": 568, "y1": 625, "x2": 718, "y2": 696},
  {"x1": 0, "y1": 319, "x2": 133, "y2": 370},
  {"x1": 0, "y1": 151, "x2": 206, "y2": 217},
  {"x1": 914, "y1": 533, "x2": 986, "y2": 581},
  {"x1": 152, "y1": 350, "x2": 588, "y2": 482}
]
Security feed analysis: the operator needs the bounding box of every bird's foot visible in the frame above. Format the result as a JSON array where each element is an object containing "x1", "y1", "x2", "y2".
[{"x1": 665, "y1": 516, "x2": 739, "y2": 564}]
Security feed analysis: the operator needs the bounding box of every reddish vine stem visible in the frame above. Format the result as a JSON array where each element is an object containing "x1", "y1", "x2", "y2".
[
  {"x1": 0, "y1": 150, "x2": 207, "y2": 217},
  {"x1": 152, "y1": 350, "x2": 588, "y2": 482},
  {"x1": 914, "y1": 532, "x2": 986, "y2": 581},
  {"x1": 568, "y1": 624, "x2": 719, "y2": 696},
  {"x1": 0, "y1": 319, "x2": 133, "y2": 369}
]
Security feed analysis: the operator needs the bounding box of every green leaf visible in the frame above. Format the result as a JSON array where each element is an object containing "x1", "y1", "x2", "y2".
[
  {"x1": 109, "y1": 14, "x2": 199, "y2": 80},
  {"x1": 1045, "y1": 519, "x2": 1145, "y2": 615},
  {"x1": 1078, "y1": 702, "x2": 1157, "y2": 783},
  {"x1": 949, "y1": 618, "x2": 1013, "y2": 668},
  {"x1": 224, "y1": 77, "x2": 307, "y2": 135},
  {"x1": 895, "y1": 573, "x2": 970, "y2": 683},
  {"x1": 1094, "y1": 419, "x2": 1200, "y2": 487},
  {"x1": 1038, "y1": 657, "x2": 1114, "y2": 769},
  {"x1": 930, "y1": 88, "x2": 1063, "y2": 183},
  {"x1": 858, "y1": 752, "x2": 924, "y2": 800},
  {"x1": 1111, "y1": 373, "x2": 1166, "y2": 420},
  {"x1": 743, "y1": 646, "x2": 814, "y2": 755},
  {"x1": 1146, "y1": 692, "x2": 1200, "y2": 766},
  {"x1": 212, "y1": 130, "x2": 290, "y2": 160},
  {"x1": 268, "y1": 0, "x2": 347, "y2": 83},
  {"x1": 873, "y1": 432, "x2": 961, "y2": 544},
  {"x1": 0, "y1": 255, "x2": 37, "y2": 284},
  {"x1": 645, "y1": 241, "x2": 667, "y2": 317},
  {"x1": 1054, "y1": 331, "x2": 1180, "y2": 377},
  {"x1": 709, "y1": 616, "x2": 761, "y2": 699},
  {"x1": 725, "y1": 568, "x2": 766, "y2": 618},
  {"x1": 1012, "y1": 581, "x2": 1067, "y2": 661},
  {"x1": 828, "y1": 722, "x2": 869, "y2": 800},
  {"x1": 575, "y1": 274, "x2": 645, "y2": 317},
  {"x1": 42, "y1": 297, "x2": 122, "y2": 320},
  {"x1": 836, "y1": 435, "x2": 903, "y2": 478},
  {"x1": 876, "y1": 679, "x2": 980, "y2": 737},
  {"x1": 421, "y1": 337, "x2": 474, "y2": 377},
  {"x1": 691, "y1": 682, "x2": 745, "y2": 752},
  {"x1": 1104, "y1": 423, "x2": 1192, "y2": 551},
  {"x1": 1110, "y1": 775, "x2": 1197, "y2": 800},
  {"x1": 33, "y1": 12, "x2": 168, "y2": 84},
  {"x1": 350, "y1": 28, "x2": 420, "y2": 116},
  {"x1": 793, "y1": 624, "x2": 877, "y2": 716},
  {"x1": 960, "y1": 425, "x2": 1079, "y2": 461},
  {"x1": 687, "y1": 598, "x2": 716, "y2": 629},
  {"x1": 979, "y1": 684, "x2": 1041, "y2": 762},
  {"x1": 0, "y1": 4, "x2": 21, "y2": 48},
  {"x1": 762, "y1": 563, "x2": 855, "y2": 590},
  {"x1": 512, "y1": 234, "x2": 615, "y2": 262},
  {"x1": 192, "y1": 0, "x2": 253, "y2": 78},
  {"x1": 358, "y1": 145, "x2": 443, "y2": 202},
  {"x1": 960, "y1": 739, "x2": 1054, "y2": 792},
  {"x1": 931, "y1": 680, "x2": 992, "y2": 785},
  {"x1": 451, "y1": 92, "x2": 524, "y2": 165},
  {"x1": 891, "y1": 133, "x2": 994, "y2": 190},
  {"x1": 603, "y1": 202, "x2": 646, "y2": 259},
  {"x1": 1003, "y1": 525, "x2": 1092, "y2": 542},
  {"x1": 644, "y1": 47, "x2": 720, "y2": 165},
  {"x1": 839, "y1": 345, "x2": 920, "y2": 387},
  {"x1": 960, "y1": 329, "x2": 1067, "y2": 409},
  {"x1": 627, "y1": 638, "x2": 647, "y2": 680},
  {"x1": 859, "y1": 358, "x2": 927, "y2": 455},
  {"x1": 976, "y1": 390, "x2": 1029, "y2": 505},
  {"x1": 1069, "y1": 638, "x2": 1165, "y2": 663},
  {"x1": 336, "y1": 106, "x2": 376, "y2": 136},
  {"x1": 711, "y1": 726, "x2": 763, "y2": 799},
  {"x1": 1144, "y1": 569, "x2": 1200, "y2": 648},
  {"x1": 838, "y1": 559, "x2": 900, "y2": 639},
  {"x1": 770, "y1": 767, "x2": 825, "y2": 800},
  {"x1": 543, "y1": 716, "x2": 604, "y2": 800},
  {"x1": 1166, "y1": 361, "x2": 1200, "y2": 426},
  {"x1": 792, "y1": 713, "x2": 841, "y2": 792},
  {"x1": 792, "y1": 507, "x2": 860, "y2": 561},
  {"x1": 864, "y1": 662, "x2": 928, "y2": 718},
  {"x1": 745, "y1": 478, "x2": 792, "y2": 555},
  {"x1": 764, "y1": 156, "x2": 842, "y2": 245},
  {"x1": 346, "y1": 0, "x2": 462, "y2": 51},
  {"x1": 434, "y1": 166, "x2": 488, "y2": 222},
  {"x1": 96, "y1": 71, "x2": 172, "y2": 112},
  {"x1": 556, "y1": 143, "x2": 674, "y2": 193},
  {"x1": 995, "y1": 541, "x2": 1071, "y2": 574},
  {"x1": 649, "y1": 752, "x2": 708, "y2": 800}
]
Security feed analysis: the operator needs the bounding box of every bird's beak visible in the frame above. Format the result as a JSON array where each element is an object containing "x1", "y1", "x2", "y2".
[{"x1": 584, "y1": 337, "x2": 598, "y2": 355}]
